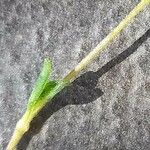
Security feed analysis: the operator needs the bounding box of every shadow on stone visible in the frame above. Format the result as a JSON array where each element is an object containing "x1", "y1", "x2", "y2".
[{"x1": 17, "y1": 29, "x2": 150, "y2": 150}]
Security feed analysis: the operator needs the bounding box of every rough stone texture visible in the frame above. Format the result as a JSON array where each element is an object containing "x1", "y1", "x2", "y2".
[{"x1": 0, "y1": 0, "x2": 150, "y2": 150}]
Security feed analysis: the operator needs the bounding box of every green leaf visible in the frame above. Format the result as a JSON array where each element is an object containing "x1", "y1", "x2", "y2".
[
  {"x1": 39, "y1": 80, "x2": 57, "y2": 99},
  {"x1": 27, "y1": 58, "x2": 52, "y2": 107},
  {"x1": 26, "y1": 58, "x2": 70, "y2": 117},
  {"x1": 38, "y1": 79, "x2": 69, "y2": 103}
]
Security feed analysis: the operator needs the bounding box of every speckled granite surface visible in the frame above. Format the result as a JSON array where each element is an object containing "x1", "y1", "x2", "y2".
[{"x1": 0, "y1": 0, "x2": 150, "y2": 149}]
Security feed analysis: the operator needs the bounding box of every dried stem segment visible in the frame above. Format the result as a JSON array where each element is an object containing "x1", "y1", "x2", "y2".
[{"x1": 65, "y1": 0, "x2": 150, "y2": 82}]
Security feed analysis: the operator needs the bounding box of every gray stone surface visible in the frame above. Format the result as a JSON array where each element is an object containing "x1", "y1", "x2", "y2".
[{"x1": 0, "y1": 0, "x2": 150, "y2": 149}]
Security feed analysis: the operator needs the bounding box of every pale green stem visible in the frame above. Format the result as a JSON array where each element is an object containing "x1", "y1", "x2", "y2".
[
  {"x1": 6, "y1": 111, "x2": 30, "y2": 150},
  {"x1": 6, "y1": 82, "x2": 67, "y2": 150},
  {"x1": 64, "y1": 0, "x2": 150, "y2": 82}
]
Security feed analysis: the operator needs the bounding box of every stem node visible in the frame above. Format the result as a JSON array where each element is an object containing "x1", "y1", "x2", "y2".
[{"x1": 6, "y1": 119, "x2": 29, "y2": 150}]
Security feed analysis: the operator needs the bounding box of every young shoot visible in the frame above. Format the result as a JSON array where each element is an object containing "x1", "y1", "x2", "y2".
[{"x1": 6, "y1": 0, "x2": 150, "y2": 149}]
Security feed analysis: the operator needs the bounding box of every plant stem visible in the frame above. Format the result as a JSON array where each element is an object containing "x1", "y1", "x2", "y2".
[
  {"x1": 64, "y1": 0, "x2": 150, "y2": 82},
  {"x1": 6, "y1": 111, "x2": 31, "y2": 150},
  {"x1": 6, "y1": 0, "x2": 150, "y2": 149},
  {"x1": 6, "y1": 81, "x2": 68, "y2": 150}
]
